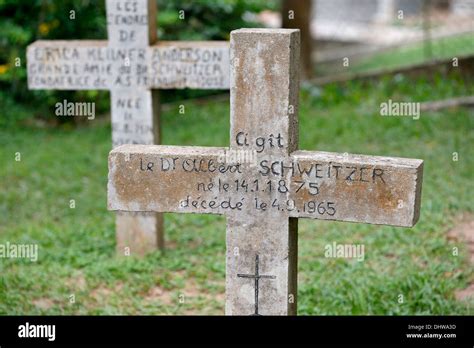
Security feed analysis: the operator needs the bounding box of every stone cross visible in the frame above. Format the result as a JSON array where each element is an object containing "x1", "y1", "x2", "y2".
[
  {"x1": 107, "y1": 29, "x2": 424, "y2": 315},
  {"x1": 27, "y1": 0, "x2": 229, "y2": 255}
]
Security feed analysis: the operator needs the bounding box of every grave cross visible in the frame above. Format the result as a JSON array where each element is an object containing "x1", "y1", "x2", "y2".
[
  {"x1": 107, "y1": 29, "x2": 424, "y2": 315},
  {"x1": 27, "y1": 0, "x2": 230, "y2": 255}
]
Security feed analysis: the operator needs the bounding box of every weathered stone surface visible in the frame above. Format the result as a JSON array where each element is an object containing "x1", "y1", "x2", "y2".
[
  {"x1": 111, "y1": 88, "x2": 161, "y2": 254},
  {"x1": 289, "y1": 151, "x2": 423, "y2": 226},
  {"x1": 106, "y1": 0, "x2": 156, "y2": 48},
  {"x1": 26, "y1": 0, "x2": 230, "y2": 256},
  {"x1": 108, "y1": 146, "x2": 423, "y2": 227},
  {"x1": 107, "y1": 29, "x2": 424, "y2": 314},
  {"x1": 226, "y1": 29, "x2": 300, "y2": 316},
  {"x1": 107, "y1": 0, "x2": 160, "y2": 256},
  {"x1": 148, "y1": 42, "x2": 230, "y2": 89},
  {"x1": 26, "y1": 41, "x2": 230, "y2": 90},
  {"x1": 116, "y1": 211, "x2": 164, "y2": 254},
  {"x1": 108, "y1": 145, "x2": 227, "y2": 213},
  {"x1": 110, "y1": 89, "x2": 159, "y2": 148},
  {"x1": 27, "y1": 0, "x2": 229, "y2": 90}
]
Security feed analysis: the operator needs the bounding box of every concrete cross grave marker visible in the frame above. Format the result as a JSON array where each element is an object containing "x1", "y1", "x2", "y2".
[
  {"x1": 107, "y1": 29, "x2": 424, "y2": 315},
  {"x1": 27, "y1": 0, "x2": 230, "y2": 255}
]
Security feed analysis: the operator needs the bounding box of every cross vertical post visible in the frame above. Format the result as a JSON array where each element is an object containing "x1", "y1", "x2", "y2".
[
  {"x1": 106, "y1": 0, "x2": 163, "y2": 253},
  {"x1": 226, "y1": 29, "x2": 300, "y2": 315}
]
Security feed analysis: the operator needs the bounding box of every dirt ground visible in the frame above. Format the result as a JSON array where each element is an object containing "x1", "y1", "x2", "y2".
[{"x1": 447, "y1": 213, "x2": 474, "y2": 302}]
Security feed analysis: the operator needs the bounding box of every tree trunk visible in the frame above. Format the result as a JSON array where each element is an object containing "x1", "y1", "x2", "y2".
[{"x1": 281, "y1": 0, "x2": 313, "y2": 79}]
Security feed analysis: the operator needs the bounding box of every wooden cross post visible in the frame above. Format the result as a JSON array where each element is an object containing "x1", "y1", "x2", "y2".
[
  {"x1": 107, "y1": 29, "x2": 424, "y2": 315},
  {"x1": 27, "y1": 0, "x2": 229, "y2": 255}
]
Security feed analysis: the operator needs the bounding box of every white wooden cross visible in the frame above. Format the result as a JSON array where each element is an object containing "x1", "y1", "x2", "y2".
[
  {"x1": 27, "y1": 0, "x2": 229, "y2": 255},
  {"x1": 107, "y1": 29, "x2": 424, "y2": 315}
]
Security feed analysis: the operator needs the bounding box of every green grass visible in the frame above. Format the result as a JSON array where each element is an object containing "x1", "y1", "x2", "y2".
[
  {"x1": 349, "y1": 32, "x2": 474, "y2": 74},
  {"x1": 0, "y1": 71, "x2": 473, "y2": 315}
]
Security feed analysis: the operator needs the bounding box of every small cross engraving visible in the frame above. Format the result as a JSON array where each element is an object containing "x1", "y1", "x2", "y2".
[{"x1": 237, "y1": 254, "x2": 276, "y2": 316}]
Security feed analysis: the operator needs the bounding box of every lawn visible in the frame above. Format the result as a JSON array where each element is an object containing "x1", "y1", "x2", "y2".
[
  {"x1": 0, "y1": 70, "x2": 473, "y2": 315},
  {"x1": 349, "y1": 32, "x2": 474, "y2": 74}
]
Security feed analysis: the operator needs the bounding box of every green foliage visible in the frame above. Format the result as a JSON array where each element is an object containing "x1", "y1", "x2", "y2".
[
  {"x1": 0, "y1": 0, "x2": 108, "y2": 125},
  {"x1": 0, "y1": 0, "x2": 277, "y2": 126},
  {"x1": 157, "y1": 0, "x2": 277, "y2": 40}
]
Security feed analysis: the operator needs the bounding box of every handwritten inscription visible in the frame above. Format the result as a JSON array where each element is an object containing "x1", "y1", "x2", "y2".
[
  {"x1": 140, "y1": 157, "x2": 385, "y2": 182},
  {"x1": 131, "y1": 152, "x2": 390, "y2": 217},
  {"x1": 106, "y1": 0, "x2": 151, "y2": 46},
  {"x1": 142, "y1": 157, "x2": 243, "y2": 174},
  {"x1": 235, "y1": 132, "x2": 284, "y2": 153},
  {"x1": 27, "y1": 44, "x2": 230, "y2": 90},
  {"x1": 111, "y1": 93, "x2": 155, "y2": 147},
  {"x1": 109, "y1": 142, "x2": 422, "y2": 226}
]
